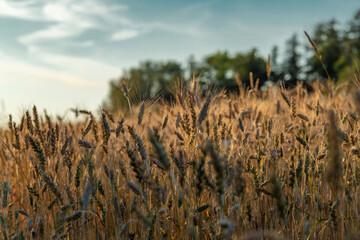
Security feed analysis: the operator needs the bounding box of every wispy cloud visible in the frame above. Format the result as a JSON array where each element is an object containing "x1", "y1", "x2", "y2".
[
  {"x1": 112, "y1": 29, "x2": 140, "y2": 41},
  {"x1": 18, "y1": 24, "x2": 85, "y2": 47},
  {"x1": 0, "y1": 0, "x2": 43, "y2": 20},
  {"x1": 35, "y1": 53, "x2": 120, "y2": 84},
  {"x1": 80, "y1": 41, "x2": 94, "y2": 47},
  {"x1": 0, "y1": 52, "x2": 115, "y2": 88},
  {"x1": 1, "y1": 0, "x2": 208, "y2": 50},
  {"x1": 0, "y1": 0, "x2": 208, "y2": 67},
  {"x1": 145, "y1": 22, "x2": 205, "y2": 38},
  {"x1": 110, "y1": 21, "x2": 206, "y2": 42},
  {"x1": 0, "y1": 0, "x2": 209, "y2": 114},
  {"x1": 11, "y1": 0, "x2": 127, "y2": 48},
  {"x1": 0, "y1": 0, "x2": 129, "y2": 88}
]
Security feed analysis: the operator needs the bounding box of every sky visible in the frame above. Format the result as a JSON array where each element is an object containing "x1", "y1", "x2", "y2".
[{"x1": 0, "y1": 0, "x2": 359, "y2": 124}]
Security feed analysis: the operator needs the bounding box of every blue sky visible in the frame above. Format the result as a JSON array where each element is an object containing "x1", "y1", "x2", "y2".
[{"x1": 0, "y1": 0, "x2": 359, "y2": 124}]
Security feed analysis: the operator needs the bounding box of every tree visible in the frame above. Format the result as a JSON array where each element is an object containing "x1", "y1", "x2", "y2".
[
  {"x1": 104, "y1": 60, "x2": 183, "y2": 112},
  {"x1": 204, "y1": 51, "x2": 233, "y2": 87},
  {"x1": 271, "y1": 45, "x2": 279, "y2": 68},
  {"x1": 104, "y1": 8, "x2": 360, "y2": 112},
  {"x1": 270, "y1": 45, "x2": 284, "y2": 82},
  {"x1": 203, "y1": 49, "x2": 267, "y2": 90},
  {"x1": 187, "y1": 55, "x2": 210, "y2": 85},
  {"x1": 338, "y1": 10, "x2": 360, "y2": 82},
  {"x1": 283, "y1": 33, "x2": 302, "y2": 86},
  {"x1": 157, "y1": 61, "x2": 184, "y2": 101},
  {"x1": 345, "y1": 9, "x2": 360, "y2": 57},
  {"x1": 306, "y1": 19, "x2": 344, "y2": 81},
  {"x1": 232, "y1": 48, "x2": 267, "y2": 88}
]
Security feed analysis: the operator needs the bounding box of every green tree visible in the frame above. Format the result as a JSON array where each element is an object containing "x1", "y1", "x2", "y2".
[
  {"x1": 156, "y1": 61, "x2": 184, "y2": 101},
  {"x1": 232, "y1": 48, "x2": 267, "y2": 87},
  {"x1": 338, "y1": 10, "x2": 360, "y2": 82},
  {"x1": 204, "y1": 51, "x2": 233, "y2": 87},
  {"x1": 187, "y1": 55, "x2": 209, "y2": 83},
  {"x1": 270, "y1": 45, "x2": 284, "y2": 82},
  {"x1": 283, "y1": 33, "x2": 302, "y2": 86},
  {"x1": 345, "y1": 9, "x2": 360, "y2": 57},
  {"x1": 271, "y1": 45, "x2": 279, "y2": 68},
  {"x1": 306, "y1": 19, "x2": 344, "y2": 81},
  {"x1": 203, "y1": 49, "x2": 267, "y2": 90},
  {"x1": 104, "y1": 60, "x2": 183, "y2": 112}
]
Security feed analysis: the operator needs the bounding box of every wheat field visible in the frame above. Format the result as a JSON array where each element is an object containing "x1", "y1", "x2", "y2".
[{"x1": 0, "y1": 79, "x2": 360, "y2": 240}]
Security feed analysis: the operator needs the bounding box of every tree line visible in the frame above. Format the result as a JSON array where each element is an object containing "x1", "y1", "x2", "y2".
[{"x1": 105, "y1": 9, "x2": 360, "y2": 111}]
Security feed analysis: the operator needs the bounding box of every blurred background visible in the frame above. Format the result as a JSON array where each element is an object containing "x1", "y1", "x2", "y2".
[{"x1": 0, "y1": 0, "x2": 359, "y2": 125}]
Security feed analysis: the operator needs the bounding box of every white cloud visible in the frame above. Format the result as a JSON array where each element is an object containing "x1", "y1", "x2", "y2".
[
  {"x1": 1, "y1": 0, "x2": 207, "y2": 49},
  {"x1": 112, "y1": 29, "x2": 140, "y2": 41},
  {"x1": 36, "y1": 53, "x2": 119, "y2": 83},
  {"x1": 0, "y1": 0, "x2": 43, "y2": 20},
  {"x1": 80, "y1": 41, "x2": 94, "y2": 47},
  {"x1": 147, "y1": 22, "x2": 205, "y2": 37},
  {"x1": 18, "y1": 24, "x2": 83, "y2": 46},
  {"x1": 0, "y1": 0, "x2": 129, "y2": 50},
  {"x1": 0, "y1": 0, "x2": 208, "y2": 98},
  {"x1": 0, "y1": 0, "x2": 211, "y2": 126},
  {"x1": 0, "y1": 50, "x2": 116, "y2": 126},
  {"x1": 110, "y1": 22, "x2": 206, "y2": 42},
  {"x1": 0, "y1": 52, "x2": 114, "y2": 88},
  {"x1": 0, "y1": 0, "x2": 128, "y2": 85}
]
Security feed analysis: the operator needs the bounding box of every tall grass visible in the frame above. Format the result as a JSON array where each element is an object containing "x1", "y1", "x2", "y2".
[{"x1": 0, "y1": 78, "x2": 359, "y2": 239}]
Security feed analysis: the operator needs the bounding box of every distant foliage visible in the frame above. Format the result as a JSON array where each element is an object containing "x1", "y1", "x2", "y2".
[{"x1": 105, "y1": 9, "x2": 360, "y2": 111}]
